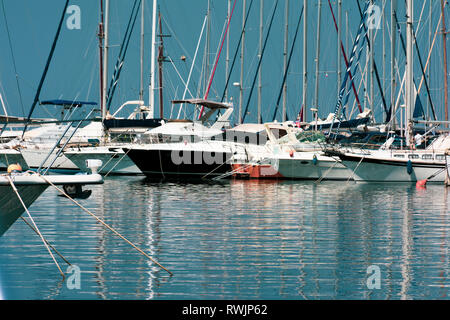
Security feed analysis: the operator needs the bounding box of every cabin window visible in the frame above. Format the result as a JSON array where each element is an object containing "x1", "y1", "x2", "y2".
[
  {"x1": 436, "y1": 155, "x2": 445, "y2": 161},
  {"x1": 422, "y1": 154, "x2": 433, "y2": 160},
  {"x1": 394, "y1": 154, "x2": 405, "y2": 158},
  {"x1": 408, "y1": 154, "x2": 419, "y2": 159}
]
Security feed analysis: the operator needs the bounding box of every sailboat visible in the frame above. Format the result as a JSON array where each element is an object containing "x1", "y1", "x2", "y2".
[{"x1": 326, "y1": 0, "x2": 450, "y2": 183}]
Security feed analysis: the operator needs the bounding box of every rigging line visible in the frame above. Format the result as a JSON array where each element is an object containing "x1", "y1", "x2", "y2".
[
  {"x1": 177, "y1": 16, "x2": 208, "y2": 119},
  {"x1": 329, "y1": 0, "x2": 371, "y2": 137},
  {"x1": 271, "y1": 5, "x2": 304, "y2": 122},
  {"x1": 393, "y1": 11, "x2": 437, "y2": 121},
  {"x1": 106, "y1": 0, "x2": 141, "y2": 110},
  {"x1": 1, "y1": 0, "x2": 25, "y2": 117},
  {"x1": 220, "y1": 0, "x2": 255, "y2": 102},
  {"x1": 241, "y1": 0, "x2": 279, "y2": 123},
  {"x1": 327, "y1": 0, "x2": 363, "y2": 113},
  {"x1": 355, "y1": 0, "x2": 390, "y2": 121},
  {"x1": 199, "y1": 0, "x2": 238, "y2": 119},
  {"x1": 22, "y1": 0, "x2": 70, "y2": 138}
]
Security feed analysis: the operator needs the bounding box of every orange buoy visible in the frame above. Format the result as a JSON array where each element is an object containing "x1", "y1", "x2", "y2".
[
  {"x1": 289, "y1": 150, "x2": 294, "y2": 158},
  {"x1": 416, "y1": 179, "x2": 427, "y2": 188},
  {"x1": 7, "y1": 163, "x2": 22, "y2": 174}
]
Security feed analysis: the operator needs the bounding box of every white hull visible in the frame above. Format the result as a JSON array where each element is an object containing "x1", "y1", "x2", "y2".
[
  {"x1": 64, "y1": 146, "x2": 142, "y2": 175},
  {"x1": 336, "y1": 152, "x2": 446, "y2": 182},
  {"x1": 21, "y1": 148, "x2": 79, "y2": 171},
  {"x1": 275, "y1": 152, "x2": 352, "y2": 180}
]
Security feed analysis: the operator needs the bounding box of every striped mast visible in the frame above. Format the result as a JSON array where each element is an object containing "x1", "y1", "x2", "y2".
[{"x1": 328, "y1": 0, "x2": 371, "y2": 136}]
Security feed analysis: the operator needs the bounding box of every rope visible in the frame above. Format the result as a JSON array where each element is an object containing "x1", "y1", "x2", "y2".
[
  {"x1": 36, "y1": 173, "x2": 173, "y2": 276},
  {"x1": 7, "y1": 176, "x2": 65, "y2": 279}
]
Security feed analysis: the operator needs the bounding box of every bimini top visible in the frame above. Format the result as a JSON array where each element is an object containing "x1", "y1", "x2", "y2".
[
  {"x1": 171, "y1": 99, "x2": 232, "y2": 110},
  {"x1": 40, "y1": 100, "x2": 98, "y2": 107}
]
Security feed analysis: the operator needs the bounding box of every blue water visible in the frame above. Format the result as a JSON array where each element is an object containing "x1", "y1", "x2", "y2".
[{"x1": 0, "y1": 177, "x2": 449, "y2": 300}]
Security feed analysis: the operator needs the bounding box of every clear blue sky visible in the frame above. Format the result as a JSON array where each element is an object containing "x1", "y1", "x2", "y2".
[{"x1": 0, "y1": 0, "x2": 447, "y2": 124}]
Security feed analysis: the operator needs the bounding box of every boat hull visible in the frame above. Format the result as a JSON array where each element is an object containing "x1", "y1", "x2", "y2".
[
  {"x1": 338, "y1": 153, "x2": 446, "y2": 182},
  {"x1": 21, "y1": 148, "x2": 79, "y2": 171},
  {"x1": 0, "y1": 184, "x2": 47, "y2": 236},
  {"x1": 125, "y1": 148, "x2": 233, "y2": 178},
  {"x1": 64, "y1": 147, "x2": 142, "y2": 175},
  {"x1": 276, "y1": 153, "x2": 352, "y2": 180}
]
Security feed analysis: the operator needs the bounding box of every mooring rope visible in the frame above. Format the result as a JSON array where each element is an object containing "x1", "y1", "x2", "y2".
[
  {"x1": 7, "y1": 176, "x2": 66, "y2": 279},
  {"x1": 36, "y1": 173, "x2": 173, "y2": 276}
]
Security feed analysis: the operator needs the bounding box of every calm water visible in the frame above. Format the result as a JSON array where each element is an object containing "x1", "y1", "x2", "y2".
[{"x1": 0, "y1": 177, "x2": 449, "y2": 300}]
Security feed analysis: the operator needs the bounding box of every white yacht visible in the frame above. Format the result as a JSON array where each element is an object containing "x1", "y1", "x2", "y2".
[{"x1": 65, "y1": 99, "x2": 233, "y2": 176}]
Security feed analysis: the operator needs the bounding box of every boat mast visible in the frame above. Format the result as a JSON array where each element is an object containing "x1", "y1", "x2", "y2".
[
  {"x1": 225, "y1": 0, "x2": 231, "y2": 102},
  {"x1": 406, "y1": 0, "x2": 414, "y2": 147},
  {"x1": 239, "y1": 0, "x2": 247, "y2": 124},
  {"x1": 158, "y1": 10, "x2": 165, "y2": 118},
  {"x1": 102, "y1": 0, "x2": 109, "y2": 122},
  {"x1": 282, "y1": 0, "x2": 289, "y2": 122},
  {"x1": 391, "y1": 0, "x2": 397, "y2": 130},
  {"x1": 302, "y1": 0, "x2": 308, "y2": 122},
  {"x1": 314, "y1": 0, "x2": 322, "y2": 118},
  {"x1": 139, "y1": 0, "x2": 145, "y2": 103},
  {"x1": 337, "y1": 0, "x2": 342, "y2": 100},
  {"x1": 441, "y1": 0, "x2": 449, "y2": 126},
  {"x1": 369, "y1": 0, "x2": 374, "y2": 117},
  {"x1": 149, "y1": 0, "x2": 157, "y2": 118},
  {"x1": 258, "y1": 0, "x2": 264, "y2": 124},
  {"x1": 98, "y1": 0, "x2": 105, "y2": 116}
]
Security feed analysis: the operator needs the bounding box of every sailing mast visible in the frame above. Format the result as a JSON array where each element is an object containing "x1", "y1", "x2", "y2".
[
  {"x1": 149, "y1": 0, "x2": 157, "y2": 118},
  {"x1": 98, "y1": 0, "x2": 105, "y2": 116},
  {"x1": 369, "y1": 0, "x2": 374, "y2": 117},
  {"x1": 391, "y1": 0, "x2": 397, "y2": 129},
  {"x1": 302, "y1": 0, "x2": 308, "y2": 122},
  {"x1": 314, "y1": 0, "x2": 322, "y2": 117},
  {"x1": 139, "y1": 0, "x2": 145, "y2": 103},
  {"x1": 337, "y1": 0, "x2": 342, "y2": 99},
  {"x1": 225, "y1": 0, "x2": 231, "y2": 102},
  {"x1": 258, "y1": 0, "x2": 264, "y2": 124},
  {"x1": 102, "y1": 0, "x2": 109, "y2": 122},
  {"x1": 157, "y1": 10, "x2": 165, "y2": 118},
  {"x1": 239, "y1": 0, "x2": 247, "y2": 124},
  {"x1": 406, "y1": 0, "x2": 414, "y2": 147},
  {"x1": 441, "y1": 0, "x2": 449, "y2": 126},
  {"x1": 282, "y1": 0, "x2": 289, "y2": 122}
]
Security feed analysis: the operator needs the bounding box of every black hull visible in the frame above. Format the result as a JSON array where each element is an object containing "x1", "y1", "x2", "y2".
[
  {"x1": 103, "y1": 118, "x2": 163, "y2": 129},
  {"x1": 124, "y1": 148, "x2": 233, "y2": 178}
]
